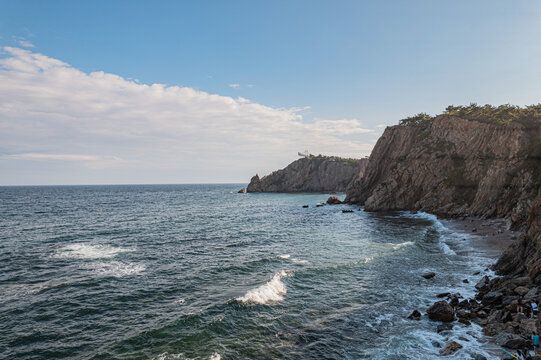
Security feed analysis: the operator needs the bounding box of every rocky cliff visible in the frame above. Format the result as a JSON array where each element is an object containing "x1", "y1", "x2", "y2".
[
  {"x1": 247, "y1": 155, "x2": 368, "y2": 193},
  {"x1": 346, "y1": 114, "x2": 541, "y2": 229}
]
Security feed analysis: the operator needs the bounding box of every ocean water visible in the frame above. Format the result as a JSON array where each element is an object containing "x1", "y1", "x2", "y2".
[{"x1": 0, "y1": 184, "x2": 500, "y2": 359}]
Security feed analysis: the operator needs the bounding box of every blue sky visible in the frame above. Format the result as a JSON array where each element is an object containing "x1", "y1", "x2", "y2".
[{"x1": 1, "y1": 1, "x2": 541, "y2": 185}]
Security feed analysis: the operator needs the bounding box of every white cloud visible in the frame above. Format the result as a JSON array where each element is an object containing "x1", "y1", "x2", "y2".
[
  {"x1": 0, "y1": 47, "x2": 374, "y2": 184},
  {"x1": 228, "y1": 83, "x2": 240, "y2": 89},
  {"x1": 12, "y1": 36, "x2": 34, "y2": 48},
  {"x1": 3, "y1": 153, "x2": 97, "y2": 161}
]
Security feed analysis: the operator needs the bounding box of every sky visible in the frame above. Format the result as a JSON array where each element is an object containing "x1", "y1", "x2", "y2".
[{"x1": 1, "y1": 1, "x2": 541, "y2": 185}]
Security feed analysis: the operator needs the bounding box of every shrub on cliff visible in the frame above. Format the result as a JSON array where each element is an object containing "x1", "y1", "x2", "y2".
[
  {"x1": 398, "y1": 113, "x2": 434, "y2": 126},
  {"x1": 444, "y1": 103, "x2": 541, "y2": 124},
  {"x1": 400, "y1": 103, "x2": 541, "y2": 127}
]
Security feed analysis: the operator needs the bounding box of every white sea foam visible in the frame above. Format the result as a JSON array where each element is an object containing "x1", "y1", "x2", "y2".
[
  {"x1": 55, "y1": 243, "x2": 134, "y2": 259},
  {"x1": 236, "y1": 270, "x2": 290, "y2": 304},
  {"x1": 364, "y1": 256, "x2": 374, "y2": 263},
  {"x1": 209, "y1": 353, "x2": 221, "y2": 360},
  {"x1": 277, "y1": 254, "x2": 290, "y2": 259},
  {"x1": 439, "y1": 241, "x2": 457, "y2": 255},
  {"x1": 391, "y1": 241, "x2": 414, "y2": 250},
  {"x1": 85, "y1": 261, "x2": 146, "y2": 277},
  {"x1": 291, "y1": 258, "x2": 309, "y2": 264}
]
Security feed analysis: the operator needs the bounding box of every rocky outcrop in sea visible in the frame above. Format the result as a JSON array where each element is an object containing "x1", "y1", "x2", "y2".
[{"x1": 247, "y1": 155, "x2": 368, "y2": 193}]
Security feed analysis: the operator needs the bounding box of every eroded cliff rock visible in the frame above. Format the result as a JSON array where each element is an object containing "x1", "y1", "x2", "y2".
[
  {"x1": 346, "y1": 115, "x2": 541, "y2": 228},
  {"x1": 247, "y1": 155, "x2": 368, "y2": 193}
]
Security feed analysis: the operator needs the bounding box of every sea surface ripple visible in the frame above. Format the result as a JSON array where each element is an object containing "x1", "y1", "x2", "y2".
[{"x1": 0, "y1": 184, "x2": 499, "y2": 359}]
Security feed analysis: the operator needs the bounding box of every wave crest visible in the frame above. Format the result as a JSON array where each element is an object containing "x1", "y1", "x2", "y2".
[{"x1": 236, "y1": 271, "x2": 290, "y2": 304}]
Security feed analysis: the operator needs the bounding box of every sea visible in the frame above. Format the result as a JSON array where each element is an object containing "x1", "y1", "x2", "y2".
[{"x1": 0, "y1": 184, "x2": 502, "y2": 359}]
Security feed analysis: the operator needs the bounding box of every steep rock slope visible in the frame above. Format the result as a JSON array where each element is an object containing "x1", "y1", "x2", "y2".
[
  {"x1": 247, "y1": 155, "x2": 368, "y2": 193},
  {"x1": 346, "y1": 115, "x2": 541, "y2": 228}
]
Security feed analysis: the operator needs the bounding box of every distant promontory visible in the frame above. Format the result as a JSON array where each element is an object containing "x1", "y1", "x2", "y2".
[{"x1": 247, "y1": 155, "x2": 368, "y2": 193}]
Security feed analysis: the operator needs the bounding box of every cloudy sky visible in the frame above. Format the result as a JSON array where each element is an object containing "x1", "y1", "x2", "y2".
[{"x1": 1, "y1": 1, "x2": 541, "y2": 185}]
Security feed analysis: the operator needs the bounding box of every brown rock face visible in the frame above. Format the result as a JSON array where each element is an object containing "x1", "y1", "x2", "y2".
[
  {"x1": 346, "y1": 115, "x2": 541, "y2": 229},
  {"x1": 496, "y1": 188, "x2": 541, "y2": 280},
  {"x1": 247, "y1": 156, "x2": 368, "y2": 193}
]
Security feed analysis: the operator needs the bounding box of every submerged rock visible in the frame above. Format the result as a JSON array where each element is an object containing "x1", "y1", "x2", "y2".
[
  {"x1": 407, "y1": 310, "x2": 421, "y2": 320},
  {"x1": 439, "y1": 341, "x2": 462, "y2": 356},
  {"x1": 422, "y1": 272, "x2": 436, "y2": 279},
  {"x1": 436, "y1": 323, "x2": 453, "y2": 333}
]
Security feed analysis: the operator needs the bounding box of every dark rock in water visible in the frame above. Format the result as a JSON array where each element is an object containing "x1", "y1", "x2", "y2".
[
  {"x1": 327, "y1": 196, "x2": 343, "y2": 205},
  {"x1": 238, "y1": 188, "x2": 245, "y2": 193},
  {"x1": 458, "y1": 336, "x2": 469, "y2": 342},
  {"x1": 475, "y1": 276, "x2": 490, "y2": 292},
  {"x1": 439, "y1": 341, "x2": 462, "y2": 356},
  {"x1": 436, "y1": 292, "x2": 451, "y2": 298},
  {"x1": 462, "y1": 279, "x2": 469, "y2": 283},
  {"x1": 422, "y1": 272, "x2": 436, "y2": 279},
  {"x1": 427, "y1": 301, "x2": 455, "y2": 322},
  {"x1": 342, "y1": 209, "x2": 353, "y2": 213},
  {"x1": 458, "y1": 318, "x2": 471, "y2": 326},
  {"x1": 471, "y1": 354, "x2": 487, "y2": 360},
  {"x1": 495, "y1": 332, "x2": 529, "y2": 349},
  {"x1": 436, "y1": 323, "x2": 453, "y2": 333},
  {"x1": 302, "y1": 205, "x2": 309, "y2": 208},
  {"x1": 473, "y1": 271, "x2": 480, "y2": 275},
  {"x1": 407, "y1": 310, "x2": 421, "y2": 320}
]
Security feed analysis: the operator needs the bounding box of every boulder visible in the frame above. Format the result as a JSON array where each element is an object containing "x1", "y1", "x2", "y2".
[
  {"x1": 514, "y1": 286, "x2": 530, "y2": 296},
  {"x1": 427, "y1": 301, "x2": 455, "y2": 322},
  {"x1": 482, "y1": 291, "x2": 503, "y2": 305},
  {"x1": 524, "y1": 287, "x2": 538, "y2": 301},
  {"x1": 483, "y1": 323, "x2": 505, "y2": 336},
  {"x1": 422, "y1": 272, "x2": 436, "y2": 279},
  {"x1": 495, "y1": 332, "x2": 529, "y2": 349},
  {"x1": 326, "y1": 196, "x2": 343, "y2": 205},
  {"x1": 237, "y1": 187, "x2": 245, "y2": 193},
  {"x1": 475, "y1": 276, "x2": 490, "y2": 291},
  {"x1": 436, "y1": 292, "x2": 451, "y2": 298},
  {"x1": 458, "y1": 318, "x2": 471, "y2": 326},
  {"x1": 407, "y1": 310, "x2": 421, "y2": 320},
  {"x1": 439, "y1": 341, "x2": 463, "y2": 356}
]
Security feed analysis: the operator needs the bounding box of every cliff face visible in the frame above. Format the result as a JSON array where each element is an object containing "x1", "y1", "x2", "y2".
[
  {"x1": 496, "y1": 189, "x2": 541, "y2": 280},
  {"x1": 346, "y1": 115, "x2": 541, "y2": 228},
  {"x1": 247, "y1": 156, "x2": 368, "y2": 193}
]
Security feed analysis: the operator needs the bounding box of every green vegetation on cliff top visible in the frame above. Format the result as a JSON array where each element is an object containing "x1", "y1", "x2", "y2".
[{"x1": 399, "y1": 103, "x2": 541, "y2": 126}]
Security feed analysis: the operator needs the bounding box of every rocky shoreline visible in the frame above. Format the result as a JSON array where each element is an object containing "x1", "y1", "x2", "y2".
[{"x1": 411, "y1": 216, "x2": 535, "y2": 358}]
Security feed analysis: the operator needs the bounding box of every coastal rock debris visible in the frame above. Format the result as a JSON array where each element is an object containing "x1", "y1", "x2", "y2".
[
  {"x1": 427, "y1": 300, "x2": 455, "y2": 322},
  {"x1": 439, "y1": 341, "x2": 462, "y2": 356}
]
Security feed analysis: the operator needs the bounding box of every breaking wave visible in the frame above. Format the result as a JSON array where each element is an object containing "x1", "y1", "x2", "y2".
[
  {"x1": 236, "y1": 270, "x2": 290, "y2": 305},
  {"x1": 54, "y1": 243, "x2": 134, "y2": 259}
]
